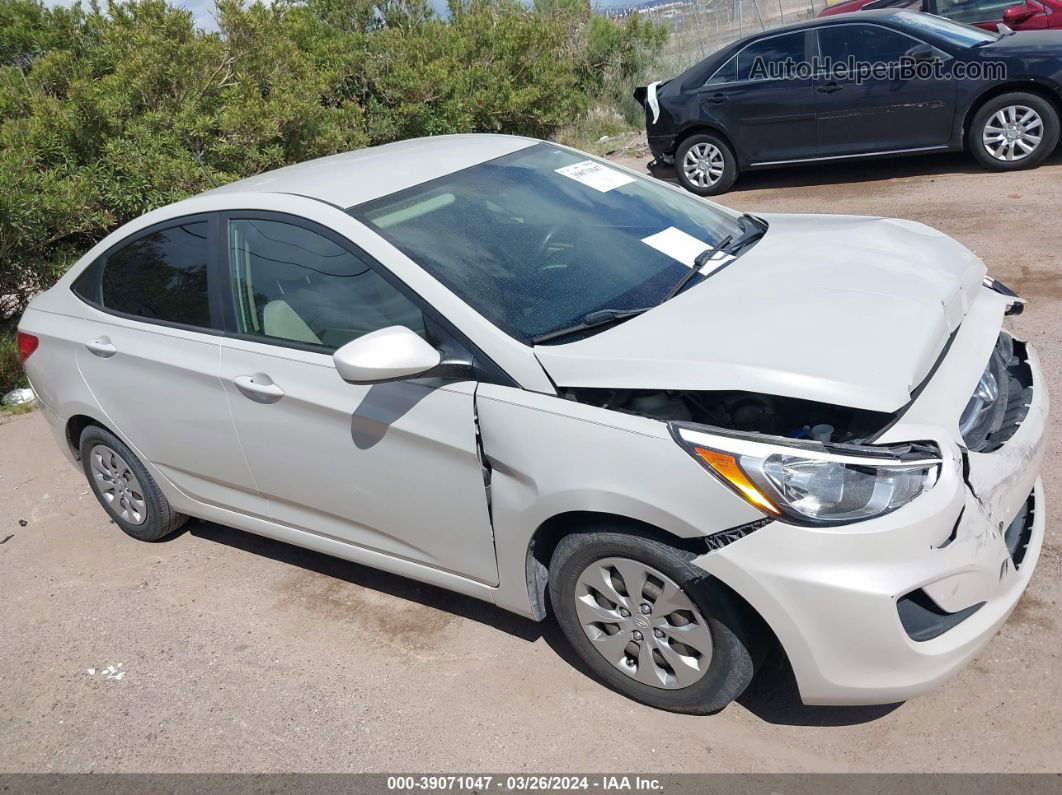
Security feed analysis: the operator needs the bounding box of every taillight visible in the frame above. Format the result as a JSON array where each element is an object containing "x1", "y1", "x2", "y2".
[{"x1": 16, "y1": 331, "x2": 39, "y2": 361}]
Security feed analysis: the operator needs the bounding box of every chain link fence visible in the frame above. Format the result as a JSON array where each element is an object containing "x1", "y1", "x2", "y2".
[{"x1": 605, "y1": 0, "x2": 835, "y2": 75}]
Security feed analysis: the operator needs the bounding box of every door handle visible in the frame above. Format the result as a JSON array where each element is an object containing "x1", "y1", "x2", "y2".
[
  {"x1": 707, "y1": 93, "x2": 728, "y2": 104},
  {"x1": 85, "y1": 337, "x2": 117, "y2": 358},
  {"x1": 233, "y1": 374, "x2": 285, "y2": 404},
  {"x1": 818, "y1": 82, "x2": 843, "y2": 94}
]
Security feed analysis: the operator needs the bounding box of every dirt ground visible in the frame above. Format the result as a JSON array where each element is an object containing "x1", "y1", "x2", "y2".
[{"x1": 2, "y1": 147, "x2": 1061, "y2": 773}]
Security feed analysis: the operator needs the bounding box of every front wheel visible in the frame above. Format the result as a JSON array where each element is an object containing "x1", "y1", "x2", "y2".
[
  {"x1": 969, "y1": 92, "x2": 1059, "y2": 171},
  {"x1": 548, "y1": 530, "x2": 758, "y2": 714},
  {"x1": 675, "y1": 133, "x2": 739, "y2": 196}
]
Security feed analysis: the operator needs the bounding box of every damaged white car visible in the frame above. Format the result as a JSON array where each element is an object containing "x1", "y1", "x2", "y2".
[{"x1": 18, "y1": 135, "x2": 1048, "y2": 713}]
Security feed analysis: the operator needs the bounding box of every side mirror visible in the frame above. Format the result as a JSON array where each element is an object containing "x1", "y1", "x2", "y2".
[
  {"x1": 333, "y1": 326, "x2": 442, "y2": 384},
  {"x1": 1002, "y1": 2, "x2": 1037, "y2": 24},
  {"x1": 905, "y1": 43, "x2": 937, "y2": 63}
]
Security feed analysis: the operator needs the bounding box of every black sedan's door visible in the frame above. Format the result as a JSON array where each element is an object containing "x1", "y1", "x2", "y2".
[
  {"x1": 698, "y1": 30, "x2": 818, "y2": 163},
  {"x1": 814, "y1": 23, "x2": 958, "y2": 156}
]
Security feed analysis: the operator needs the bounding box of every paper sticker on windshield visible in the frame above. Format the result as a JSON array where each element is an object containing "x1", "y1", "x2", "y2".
[
  {"x1": 641, "y1": 227, "x2": 718, "y2": 268},
  {"x1": 555, "y1": 160, "x2": 635, "y2": 192}
]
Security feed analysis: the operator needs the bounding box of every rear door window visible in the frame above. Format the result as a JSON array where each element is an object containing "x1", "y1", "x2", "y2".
[
  {"x1": 72, "y1": 220, "x2": 214, "y2": 329},
  {"x1": 736, "y1": 32, "x2": 808, "y2": 81}
]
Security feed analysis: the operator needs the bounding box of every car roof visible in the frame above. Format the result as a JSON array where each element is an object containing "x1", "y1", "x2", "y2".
[
  {"x1": 204, "y1": 133, "x2": 539, "y2": 209},
  {"x1": 743, "y1": 7, "x2": 903, "y2": 37}
]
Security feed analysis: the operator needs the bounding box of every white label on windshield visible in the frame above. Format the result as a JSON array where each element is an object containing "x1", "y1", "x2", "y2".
[
  {"x1": 641, "y1": 227, "x2": 724, "y2": 269},
  {"x1": 555, "y1": 160, "x2": 635, "y2": 192}
]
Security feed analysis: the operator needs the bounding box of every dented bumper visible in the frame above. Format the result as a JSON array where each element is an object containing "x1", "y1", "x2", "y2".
[{"x1": 692, "y1": 321, "x2": 1048, "y2": 706}]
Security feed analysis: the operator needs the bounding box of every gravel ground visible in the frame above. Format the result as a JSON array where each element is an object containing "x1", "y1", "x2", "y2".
[{"x1": 1, "y1": 147, "x2": 1061, "y2": 773}]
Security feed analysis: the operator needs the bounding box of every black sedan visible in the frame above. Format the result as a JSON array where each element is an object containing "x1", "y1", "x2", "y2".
[{"x1": 636, "y1": 10, "x2": 1062, "y2": 194}]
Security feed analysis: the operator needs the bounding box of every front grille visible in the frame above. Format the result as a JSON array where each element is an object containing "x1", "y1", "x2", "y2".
[{"x1": 959, "y1": 332, "x2": 1032, "y2": 454}]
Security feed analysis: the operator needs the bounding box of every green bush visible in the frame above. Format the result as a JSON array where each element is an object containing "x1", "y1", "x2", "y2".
[
  {"x1": 0, "y1": 330, "x2": 28, "y2": 396},
  {"x1": 0, "y1": 0, "x2": 666, "y2": 316}
]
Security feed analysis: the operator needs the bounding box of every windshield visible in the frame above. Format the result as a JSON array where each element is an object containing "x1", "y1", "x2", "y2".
[
  {"x1": 892, "y1": 11, "x2": 999, "y2": 47},
  {"x1": 350, "y1": 143, "x2": 744, "y2": 343}
]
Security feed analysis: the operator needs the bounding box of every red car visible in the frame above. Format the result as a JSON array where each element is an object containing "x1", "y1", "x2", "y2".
[{"x1": 819, "y1": 0, "x2": 1062, "y2": 31}]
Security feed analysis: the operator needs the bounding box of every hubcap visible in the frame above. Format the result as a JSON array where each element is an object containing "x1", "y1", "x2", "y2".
[
  {"x1": 682, "y1": 142, "x2": 725, "y2": 188},
  {"x1": 573, "y1": 557, "x2": 714, "y2": 690},
  {"x1": 89, "y1": 444, "x2": 147, "y2": 526},
  {"x1": 983, "y1": 105, "x2": 1043, "y2": 162}
]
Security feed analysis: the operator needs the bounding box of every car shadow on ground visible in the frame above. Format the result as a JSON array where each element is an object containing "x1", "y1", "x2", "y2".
[
  {"x1": 736, "y1": 640, "x2": 903, "y2": 727},
  {"x1": 647, "y1": 148, "x2": 1062, "y2": 194},
  {"x1": 178, "y1": 518, "x2": 902, "y2": 727},
  {"x1": 182, "y1": 518, "x2": 542, "y2": 642}
]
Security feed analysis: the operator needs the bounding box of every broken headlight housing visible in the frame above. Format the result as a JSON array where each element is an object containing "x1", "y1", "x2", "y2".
[{"x1": 671, "y1": 423, "x2": 942, "y2": 526}]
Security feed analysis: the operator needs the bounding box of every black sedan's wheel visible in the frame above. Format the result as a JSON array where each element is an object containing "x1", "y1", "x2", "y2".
[
  {"x1": 548, "y1": 530, "x2": 758, "y2": 714},
  {"x1": 79, "y1": 425, "x2": 187, "y2": 542},
  {"x1": 970, "y1": 92, "x2": 1059, "y2": 171},
  {"x1": 675, "y1": 133, "x2": 738, "y2": 196}
]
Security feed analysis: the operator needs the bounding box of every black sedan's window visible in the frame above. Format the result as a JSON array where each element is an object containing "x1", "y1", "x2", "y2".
[
  {"x1": 819, "y1": 24, "x2": 922, "y2": 65},
  {"x1": 736, "y1": 32, "x2": 807, "y2": 81},
  {"x1": 705, "y1": 55, "x2": 738, "y2": 85}
]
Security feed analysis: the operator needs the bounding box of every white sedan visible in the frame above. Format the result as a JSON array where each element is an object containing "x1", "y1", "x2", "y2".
[{"x1": 17, "y1": 135, "x2": 1048, "y2": 713}]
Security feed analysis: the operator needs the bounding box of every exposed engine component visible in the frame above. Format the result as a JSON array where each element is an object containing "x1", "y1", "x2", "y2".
[{"x1": 562, "y1": 387, "x2": 893, "y2": 444}]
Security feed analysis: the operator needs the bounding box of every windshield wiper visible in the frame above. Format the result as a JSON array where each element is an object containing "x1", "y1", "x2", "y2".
[
  {"x1": 725, "y1": 213, "x2": 768, "y2": 254},
  {"x1": 659, "y1": 235, "x2": 734, "y2": 304},
  {"x1": 531, "y1": 217, "x2": 769, "y2": 346},
  {"x1": 531, "y1": 307, "x2": 651, "y2": 344}
]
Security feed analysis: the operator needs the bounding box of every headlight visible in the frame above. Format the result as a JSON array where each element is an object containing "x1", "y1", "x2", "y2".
[{"x1": 671, "y1": 424, "x2": 941, "y2": 526}]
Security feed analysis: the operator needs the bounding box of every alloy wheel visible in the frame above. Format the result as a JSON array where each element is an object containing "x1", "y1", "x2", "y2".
[
  {"x1": 573, "y1": 557, "x2": 713, "y2": 689},
  {"x1": 982, "y1": 105, "x2": 1044, "y2": 162},
  {"x1": 89, "y1": 443, "x2": 148, "y2": 526},
  {"x1": 682, "y1": 142, "x2": 725, "y2": 188}
]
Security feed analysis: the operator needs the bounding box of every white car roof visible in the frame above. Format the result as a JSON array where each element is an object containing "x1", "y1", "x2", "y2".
[{"x1": 204, "y1": 134, "x2": 539, "y2": 209}]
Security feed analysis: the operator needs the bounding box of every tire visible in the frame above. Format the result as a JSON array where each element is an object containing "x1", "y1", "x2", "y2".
[
  {"x1": 79, "y1": 425, "x2": 187, "y2": 542},
  {"x1": 548, "y1": 529, "x2": 759, "y2": 714},
  {"x1": 675, "y1": 133, "x2": 739, "y2": 196},
  {"x1": 969, "y1": 92, "x2": 1059, "y2": 171}
]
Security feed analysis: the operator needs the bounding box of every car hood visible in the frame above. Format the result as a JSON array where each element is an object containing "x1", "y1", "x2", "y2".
[
  {"x1": 533, "y1": 213, "x2": 986, "y2": 413},
  {"x1": 980, "y1": 30, "x2": 1062, "y2": 53}
]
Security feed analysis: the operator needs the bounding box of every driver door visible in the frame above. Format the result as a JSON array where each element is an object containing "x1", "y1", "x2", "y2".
[{"x1": 217, "y1": 213, "x2": 499, "y2": 584}]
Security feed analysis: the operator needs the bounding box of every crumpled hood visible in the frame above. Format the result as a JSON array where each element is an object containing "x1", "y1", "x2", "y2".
[{"x1": 534, "y1": 213, "x2": 986, "y2": 413}]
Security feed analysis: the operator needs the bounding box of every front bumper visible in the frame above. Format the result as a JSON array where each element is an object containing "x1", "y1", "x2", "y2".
[{"x1": 694, "y1": 335, "x2": 1049, "y2": 706}]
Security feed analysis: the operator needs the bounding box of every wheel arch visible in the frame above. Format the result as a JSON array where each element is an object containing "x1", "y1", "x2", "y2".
[
  {"x1": 961, "y1": 81, "x2": 1062, "y2": 146},
  {"x1": 525, "y1": 510, "x2": 788, "y2": 683},
  {"x1": 65, "y1": 413, "x2": 111, "y2": 460},
  {"x1": 675, "y1": 124, "x2": 743, "y2": 165},
  {"x1": 523, "y1": 511, "x2": 763, "y2": 622}
]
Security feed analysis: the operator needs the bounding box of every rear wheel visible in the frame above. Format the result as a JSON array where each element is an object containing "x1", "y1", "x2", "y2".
[
  {"x1": 675, "y1": 133, "x2": 739, "y2": 196},
  {"x1": 79, "y1": 425, "x2": 187, "y2": 542},
  {"x1": 969, "y1": 92, "x2": 1059, "y2": 171},
  {"x1": 548, "y1": 530, "x2": 758, "y2": 714}
]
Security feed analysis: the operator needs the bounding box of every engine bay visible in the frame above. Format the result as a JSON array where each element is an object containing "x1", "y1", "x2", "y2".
[{"x1": 562, "y1": 387, "x2": 894, "y2": 444}]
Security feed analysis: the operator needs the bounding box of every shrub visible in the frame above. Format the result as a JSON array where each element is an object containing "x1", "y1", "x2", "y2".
[
  {"x1": 0, "y1": 0, "x2": 666, "y2": 316},
  {"x1": 0, "y1": 331, "x2": 28, "y2": 396}
]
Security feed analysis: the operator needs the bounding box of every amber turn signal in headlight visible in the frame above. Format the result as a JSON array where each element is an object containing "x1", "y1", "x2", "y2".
[{"x1": 692, "y1": 448, "x2": 781, "y2": 516}]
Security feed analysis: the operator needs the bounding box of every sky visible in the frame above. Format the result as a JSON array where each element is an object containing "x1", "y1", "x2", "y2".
[{"x1": 45, "y1": 0, "x2": 223, "y2": 30}]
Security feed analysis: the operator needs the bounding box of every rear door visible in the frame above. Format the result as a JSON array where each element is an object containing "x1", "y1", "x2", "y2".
[
  {"x1": 216, "y1": 213, "x2": 499, "y2": 584},
  {"x1": 814, "y1": 22, "x2": 957, "y2": 155},
  {"x1": 69, "y1": 215, "x2": 261, "y2": 512},
  {"x1": 697, "y1": 30, "x2": 818, "y2": 163}
]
